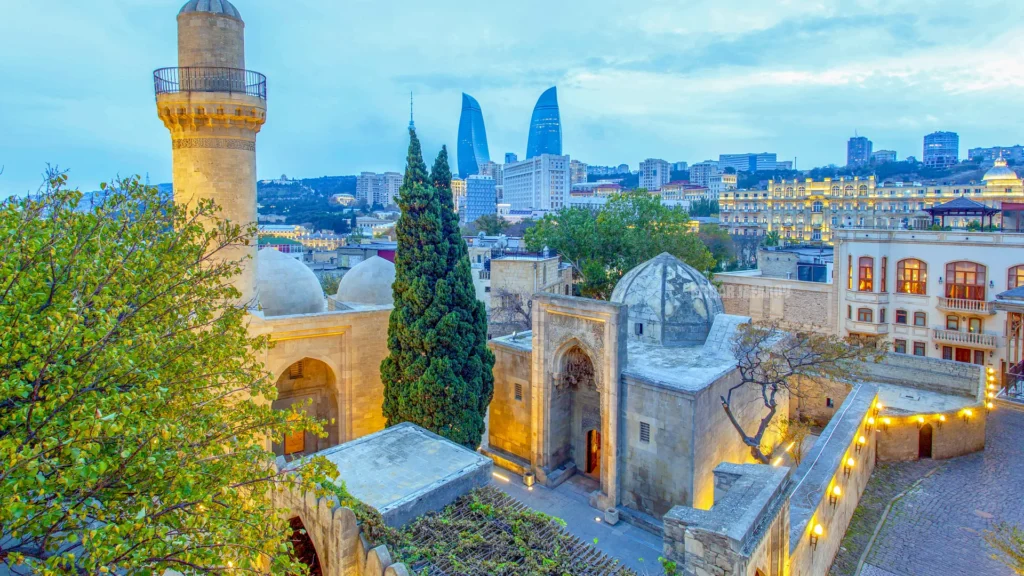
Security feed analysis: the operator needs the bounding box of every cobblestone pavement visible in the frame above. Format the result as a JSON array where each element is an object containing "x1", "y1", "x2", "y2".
[
  {"x1": 860, "y1": 406, "x2": 1024, "y2": 576},
  {"x1": 490, "y1": 472, "x2": 665, "y2": 574}
]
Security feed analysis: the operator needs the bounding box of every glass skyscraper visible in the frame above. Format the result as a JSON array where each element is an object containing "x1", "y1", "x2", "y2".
[
  {"x1": 526, "y1": 87, "x2": 562, "y2": 159},
  {"x1": 457, "y1": 93, "x2": 491, "y2": 178}
]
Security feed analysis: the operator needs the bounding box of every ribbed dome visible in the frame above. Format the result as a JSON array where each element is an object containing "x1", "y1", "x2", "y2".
[
  {"x1": 179, "y1": 0, "x2": 241, "y2": 20},
  {"x1": 611, "y1": 252, "x2": 723, "y2": 347},
  {"x1": 983, "y1": 158, "x2": 1019, "y2": 182},
  {"x1": 335, "y1": 256, "x2": 396, "y2": 306},
  {"x1": 256, "y1": 248, "x2": 326, "y2": 317}
]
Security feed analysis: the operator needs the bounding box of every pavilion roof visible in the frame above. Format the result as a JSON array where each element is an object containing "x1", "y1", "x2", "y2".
[{"x1": 924, "y1": 195, "x2": 1000, "y2": 216}]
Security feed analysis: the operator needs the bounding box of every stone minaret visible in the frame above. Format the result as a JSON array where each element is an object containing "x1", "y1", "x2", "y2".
[{"x1": 155, "y1": 0, "x2": 265, "y2": 306}]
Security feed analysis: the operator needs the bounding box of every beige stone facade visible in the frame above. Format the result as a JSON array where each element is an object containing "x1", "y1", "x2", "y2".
[
  {"x1": 716, "y1": 271, "x2": 837, "y2": 335},
  {"x1": 488, "y1": 254, "x2": 572, "y2": 337}
]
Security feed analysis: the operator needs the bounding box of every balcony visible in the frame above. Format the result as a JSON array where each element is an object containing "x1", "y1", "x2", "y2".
[
  {"x1": 847, "y1": 321, "x2": 889, "y2": 335},
  {"x1": 848, "y1": 291, "x2": 889, "y2": 304},
  {"x1": 153, "y1": 67, "x2": 267, "y2": 100},
  {"x1": 931, "y1": 328, "x2": 998, "y2": 349},
  {"x1": 937, "y1": 297, "x2": 995, "y2": 315}
]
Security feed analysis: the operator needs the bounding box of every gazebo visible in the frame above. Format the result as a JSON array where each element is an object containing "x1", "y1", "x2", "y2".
[{"x1": 924, "y1": 195, "x2": 999, "y2": 229}]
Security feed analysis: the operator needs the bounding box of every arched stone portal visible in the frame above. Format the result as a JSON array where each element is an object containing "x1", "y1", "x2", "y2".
[
  {"x1": 273, "y1": 358, "x2": 340, "y2": 458},
  {"x1": 288, "y1": 516, "x2": 323, "y2": 575}
]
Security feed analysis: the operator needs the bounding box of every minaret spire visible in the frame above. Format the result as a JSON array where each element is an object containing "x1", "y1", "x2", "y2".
[{"x1": 408, "y1": 91, "x2": 415, "y2": 131}]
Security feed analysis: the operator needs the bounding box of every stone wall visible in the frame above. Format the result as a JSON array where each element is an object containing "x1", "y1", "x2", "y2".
[
  {"x1": 787, "y1": 385, "x2": 878, "y2": 576},
  {"x1": 876, "y1": 408, "x2": 986, "y2": 461},
  {"x1": 857, "y1": 353, "x2": 983, "y2": 398},
  {"x1": 177, "y1": 11, "x2": 245, "y2": 69},
  {"x1": 715, "y1": 272, "x2": 836, "y2": 335},
  {"x1": 756, "y1": 249, "x2": 801, "y2": 279},
  {"x1": 487, "y1": 338, "x2": 534, "y2": 462},
  {"x1": 788, "y1": 376, "x2": 853, "y2": 428}
]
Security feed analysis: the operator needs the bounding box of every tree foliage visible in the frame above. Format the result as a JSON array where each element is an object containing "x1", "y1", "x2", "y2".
[
  {"x1": 986, "y1": 522, "x2": 1024, "y2": 575},
  {"x1": 0, "y1": 173, "x2": 336, "y2": 574},
  {"x1": 723, "y1": 322, "x2": 883, "y2": 463},
  {"x1": 473, "y1": 213, "x2": 509, "y2": 236},
  {"x1": 525, "y1": 190, "x2": 716, "y2": 299},
  {"x1": 687, "y1": 198, "x2": 719, "y2": 218},
  {"x1": 381, "y1": 136, "x2": 494, "y2": 449}
]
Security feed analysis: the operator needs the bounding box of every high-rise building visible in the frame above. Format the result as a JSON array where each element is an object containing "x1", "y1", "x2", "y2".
[
  {"x1": 457, "y1": 93, "x2": 490, "y2": 177},
  {"x1": 872, "y1": 150, "x2": 897, "y2": 164},
  {"x1": 463, "y1": 175, "x2": 497, "y2": 224},
  {"x1": 776, "y1": 161, "x2": 793, "y2": 171},
  {"x1": 356, "y1": 172, "x2": 402, "y2": 206},
  {"x1": 505, "y1": 152, "x2": 518, "y2": 164},
  {"x1": 502, "y1": 154, "x2": 571, "y2": 211},
  {"x1": 847, "y1": 136, "x2": 873, "y2": 167},
  {"x1": 672, "y1": 161, "x2": 689, "y2": 172},
  {"x1": 451, "y1": 177, "x2": 467, "y2": 213},
  {"x1": 968, "y1": 145, "x2": 1024, "y2": 163},
  {"x1": 719, "y1": 153, "x2": 777, "y2": 173},
  {"x1": 526, "y1": 87, "x2": 562, "y2": 159},
  {"x1": 689, "y1": 161, "x2": 720, "y2": 188},
  {"x1": 570, "y1": 159, "x2": 589, "y2": 184},
  {"x1": 639, "y1": 158, "x2": 672, "y2": 191},
  {"x1": 923, "y1": 131, "x2": 959, "y2": 168},
  {"x1": 708, "y1": 173, "x2": 737, "y2": 199}
]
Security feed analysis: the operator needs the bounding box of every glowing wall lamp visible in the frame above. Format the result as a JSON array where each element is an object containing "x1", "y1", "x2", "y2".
[
  {"x1": 962, "y1": 408, "x2": 973, "y2": 423},
  {"x1": 873, "y1": 402, "x2": 883, "y2": 417},
  {"x1": 987, "y1": 401, "x2": 995, "y2": 412},
  {"x1": 867, "y1": 416, "x2": 876, "y2": 431},
  {"x1": 915, "y1": 415, "x2": 926, "y2": 429},
  {"x1": 937, "y1": 414, "x2": 946, "y2": 429},
  {"x1": 829, "y1": 485, "x2": 842, "y2": 507},
  {"x1": 881, "y1": 417, "x2": 891, "y2": 432},
  {"x1": 810, "y1": 524, "x2": 823, "y2": 550},
  {"x1": 843, "y1": 456, "x2": 855, "y2": 478},
  {"x1": 855, "y1": 435, "x2": 867, "y2": 453}
]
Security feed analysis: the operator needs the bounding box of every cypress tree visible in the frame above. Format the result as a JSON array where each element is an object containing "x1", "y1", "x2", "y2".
[{"x1": 381, "y1": 135, "x2": 494, "y2": 449}]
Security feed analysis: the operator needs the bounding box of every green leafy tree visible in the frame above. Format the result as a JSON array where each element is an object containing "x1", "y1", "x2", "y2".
[
  {"x1": 0, "y1": 172, "x2": 336, "y2": 574},
  {"x1": 526, "y1": 190, "x2": 716, "y2": 299},
  {"x1": 474, "y1": 213, "x2": 509, "y2": 235},
  {"x1": 763, "y1": 230, "x2": 781, "y2": 247},
  {"x1": 381, "y1": 136, "x2": 494, "y2": 449},
  {"x1": 697, "y1": 224, "x2": 735, "y2": 270},
  {"x1": 986, "y1": 522, "x2": 1024, "y2": 574}
]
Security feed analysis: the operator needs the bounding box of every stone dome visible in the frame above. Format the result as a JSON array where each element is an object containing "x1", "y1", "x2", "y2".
[
  {"x1": 179, "y1": 0, "x2": 242, "y2": 19},
  {"x1": 335, "y1": 256, "x2": 396, "y2": 306},
  {"x1": 256, "y1": 248, "x2": 326, "y2": 317},
  {"x1": 983, "y1": 158, "x2": 1019, "y2": 182},
  {"x1": 611, "y1": 252, "x2": 723, "y2": 347}
]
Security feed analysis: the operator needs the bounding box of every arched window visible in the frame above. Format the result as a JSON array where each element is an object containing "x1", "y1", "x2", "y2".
[
  {"x1": 813, "y1": 201, "x2": 823, "y2": 213},
  {"x1": 859, "y1": 185, "x2": 868, "y2": 196},
  {"x1": 857, "y1": 308, "x2": 873, "y2": 322},
  {"x1": 1009, "y1": 265, "x2": 1024, "y2": 289},
  {"x1": 897, "y1": 259, "x2": 927, "y2": 295},
  {"x1": 858, "y1": 257, "x2": 874, "y2": 291},
  {"x1": 845, "y1": 186, "x2": 854, "y2": 197},
  {"x1": 945, "y1": 261, "x2": 986, "y2": 300},
  {"x1": 832, "y1": 186, "x2": 840, "y2": 196}
]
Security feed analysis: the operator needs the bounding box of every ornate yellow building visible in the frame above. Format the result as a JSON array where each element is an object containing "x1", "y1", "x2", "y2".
[{"x1": 720, "y1": 159, "x2": 1024, "y2": 243}]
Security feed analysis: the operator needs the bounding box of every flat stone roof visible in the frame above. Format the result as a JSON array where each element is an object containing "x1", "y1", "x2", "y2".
[
  {"x1": 290, "y1": 423, "x2": 492, "y2": 526},
  {"x1": 875, "y1": 382, "x2": 975, "y2": 415},
  {"x1": 491, "y1": 330, "x2": 533, "y2": 352}
]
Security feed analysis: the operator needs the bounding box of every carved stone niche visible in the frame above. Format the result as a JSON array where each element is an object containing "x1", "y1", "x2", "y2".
[{"x1": 559, "y1": 347, "x2": 597, "y2": 392}]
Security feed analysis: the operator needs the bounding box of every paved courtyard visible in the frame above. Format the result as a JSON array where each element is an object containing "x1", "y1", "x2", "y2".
[
  {"x1": 854, "y1": 405, "x2": 1024, "y2": 576},
  {"x1": 490, "y1": 473, "x2": 664, "y2": 574}
]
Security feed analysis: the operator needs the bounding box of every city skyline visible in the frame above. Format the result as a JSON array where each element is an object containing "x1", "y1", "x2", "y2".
[{"x1": 2, "y1": 0, "x2": 1023, "y2": 195}]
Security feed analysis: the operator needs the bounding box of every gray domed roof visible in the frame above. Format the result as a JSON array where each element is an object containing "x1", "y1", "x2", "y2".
[
  {"x1": 256, "y1": 248, "x2": 326, "y2": 317},
  {"x1": 611, "y1": 252, "x2": 723, "y2": 347},
  {"x1": 179, "y1": 0, "x2": 241, "y2": 19},
  {"x1": 335, "y1": 256, "x2": 395, "y2": 306},
  {"x1": 983, "y1": 158, "x2": 1019, "y2": 182}
]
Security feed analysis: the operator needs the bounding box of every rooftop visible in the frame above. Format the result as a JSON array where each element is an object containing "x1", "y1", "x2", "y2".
[{"x1": 875, "y1": 382, "x2": 975, "y2": 415}]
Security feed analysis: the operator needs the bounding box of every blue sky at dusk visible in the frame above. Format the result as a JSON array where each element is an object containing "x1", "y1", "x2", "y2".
[{"x1": 1, "y1": 0, "x2": 1023, "y2": 195}]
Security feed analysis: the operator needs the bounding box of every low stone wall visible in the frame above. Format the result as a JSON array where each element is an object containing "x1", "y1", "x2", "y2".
[
  {"x1": 714, "y1": 271, "x2": 836, "y2": 335},
  {"x1": 787, "y1": 384, "x2": 878, "y2": 576},
  {"x1": 857, "y1": 353, "x2": 983, "y2": 399},
  {"x1": 876, "y1": 407, "x2": 987, "y2": 461}
]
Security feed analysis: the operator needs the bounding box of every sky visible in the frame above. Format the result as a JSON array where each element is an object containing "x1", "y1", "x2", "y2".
[{"x1": 1, "y1": 0, "x2": 1023, "y2": 196}]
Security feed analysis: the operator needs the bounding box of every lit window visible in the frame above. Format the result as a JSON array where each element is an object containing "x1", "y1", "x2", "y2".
[
  {"x1": 945, "y1": 261, "x2": 986, "y2": 300},
  {"x1": 1009, "y1": 265, "x2": 1024, "y2": 289},
  {"x1": 859, "y1": 257, "x2": 874, "y2": 291},
  {"x1": 896, "y1": 259, "x2": 927, "y2": 295}
]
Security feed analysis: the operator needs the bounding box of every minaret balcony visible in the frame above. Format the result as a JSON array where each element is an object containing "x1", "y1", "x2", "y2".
[{"x1": 154, "y1": 67, "x2": 266, "y2": 100}]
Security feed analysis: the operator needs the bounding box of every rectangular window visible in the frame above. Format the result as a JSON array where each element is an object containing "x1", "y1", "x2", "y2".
[
  {"x1": 894, "y1": 339, "x2": 907, "y2": 354},
  {"x1": 288, "y1": 361, "x2": 304, "y2": 379},
  {"x1": 857, "y1": 308, "x2": 873, "y2": 322},
  {"x1": 514, "y1": 382, "x2": 523, "y2": 401},
  {"x1": 943, "y1": 346, "x2": 953, "y2": 360},
  {"x1": 880, "y1": 257, "x2": 887, "y2": 292},
  {"x1": 914, "y1": 312, "x2": 927, "y2": 327},
  {"x1": 946, "y1": 315, "x2": 959, "y2": 331},
  {"x1": 913, "y1": 342, "x2": 926, "y2": 357},
  {"x1": 858, "y1": 257, "x2": 874, "y2": 291},
  {"x1": 640, "y1": 422, "x2": 651, "y2": 444},
  {"x1": 848, "y1": 255, "x2": 853, "y2": 290},
  {"x1": 896, "y1": 310, "x2": 908, "y2": 324}
]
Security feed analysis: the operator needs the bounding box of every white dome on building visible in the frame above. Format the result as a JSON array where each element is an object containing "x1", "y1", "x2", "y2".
[
  {"x1": 611, "y1": 252, "x2": 723, "y2": 347},
  {"x1": 982, "y1": 158, "x2": 1019, "y2": 182},
  {"x1": 335, "y1": 256, "x2": 396, "y2": 306},
  {"x1": 256, "y1": 248, "x2": 326, "y2": 317}
]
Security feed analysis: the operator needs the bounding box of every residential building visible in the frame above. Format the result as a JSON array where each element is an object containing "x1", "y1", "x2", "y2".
[
  {"x1": 570, "y1": 159, "x2": 589, "y2": 184},
  {"x1": 501, "y1": 154, "x2": 571, "y2": 211},
  {"x1": 835, "y1": 227, "x2": 1024, "y2": 375},
  {"x1": 639, "y1": 158, "x2": 672, "y2": 191},
  {"x1": 708, "y1": 173, "x2": 738, "y2": 199},
  {"x1": 756, "y1": 245, "x2": 834, "y2": 283},
  {"x1": 718, "y1": 160, "x2": 1024, "y2": 242},
  {"x1": 258, "y1": 224, "x2": 309, "y2": 239},
  {"x1": 719, "y1": 153, "x2": 777, "y2": 173},
  {"x1": 355, "y1": 217, "x2": 396, "y2": 238},
  {"x1": 775, "y1": 160, "x2": 793, "y2": 170},
  {"x1": 689, "y1": 160, "x2": 720, "y2": 187},
  {"x1": 968, "y1": 145, "x2": 1024, "y2": 164},
  {"x1": 526, "y1": 86, "x2": 562, "y2": 159},
  {"x1": 924, "y1": 131, "x2": 959, "y2": 168},
  {"x1": 661, "y1": 181, "x2": 707, "y2": 203},
  {"x1": 587, "y1": 164, "x2": 630, "y2": 176},
  {"x1": 847, "y1": 136, "x2": 873, "y2": 168},
  {"x1": 451, "y1": 177, "x2": 466, "y2": 213},
  {"x1": 356, "y1": 171, "x2": 402, "y2": 206},
  {"x1": 505, "y1": 152, "x2": 518, "y2": 164},
  {"x1": 672, "y1": 161, "x2": 689, "y2": 172},
  {"x1": 463, "y1": 175, "x2": 497, "y2": 224},
  {"x1": 872, "y1": 150, "x2": 898, "y2": 164},
  {"x1": 488, "y1": 252, "x2": 573, "y2": 337},
  {"x1": 457, "y1": 93, "x2": 491, "y2": 177}
]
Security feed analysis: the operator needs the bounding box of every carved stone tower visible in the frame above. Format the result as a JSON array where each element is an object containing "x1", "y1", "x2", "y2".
[{"x1": 154, "y1": 0, "x2": 266, "y2": 305}]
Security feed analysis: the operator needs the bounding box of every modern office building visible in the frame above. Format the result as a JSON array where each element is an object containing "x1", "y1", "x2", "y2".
[
  {"x1": 776, "y1": 160, "x2": 793, "y2": 171},
  {"x1": 502, "y1": 154, "x2": 571, "y2": 211},
  {"x1": 689, "y1": 160, "x2": 720, "y2": 187},
  {"x1": 847, "y1": 136, "x2": 873, "y2": 168},
  {"x1": 356, "y1": 171, "x2": 402, "y2": 206},
  {"x1": 718, "y1": 160, "x2": 1024, "y2": 242},
  {"x1": 639, "y1": 158, "x2": 672, "y2": 191},
  {"x1": 463, "y1": 175, "x2": 497, "y2": 224},
  {"x1": 505, "y1": 152, "x2": 518, "y2": 164},
  {"x1": 923, "y1": 131, "x2": 959, "y2": 168},
  {"x1": 526, "y1": 87, "x2": 562, "y2": 159},
  {"x1": 872, "y1": 150, "x2": 898, "y2": 164},
  {"x1": 457, "y1": 93, "x2": 491, "y2": 177},
  {"x1": 719, "y1": 153, "x2": 777, "y2": 173},
  {"x1": 570, "y1": 159, "x2": 589, "y2": 184},
  {"x1": 968, "y1": 145, "x2": 1024, "y2": 163}
]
